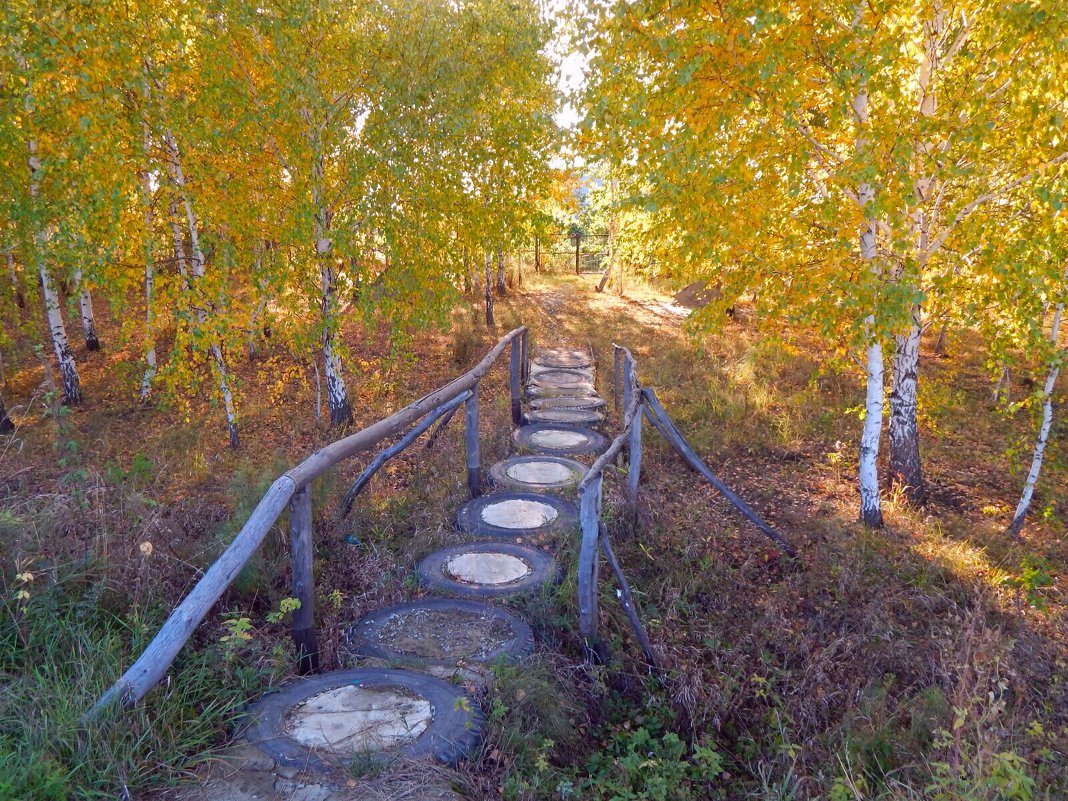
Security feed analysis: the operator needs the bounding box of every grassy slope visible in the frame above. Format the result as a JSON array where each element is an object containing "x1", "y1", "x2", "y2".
[{"x1": 0, "y1": 271, "x2": 1065, "y2": 800}]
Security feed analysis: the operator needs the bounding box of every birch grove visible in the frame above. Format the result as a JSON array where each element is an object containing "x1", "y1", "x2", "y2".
[
  {"x1": 582, "y1": 0, "x2": 1068, "y2": 526},
  {"x1": 0, "y1": 0, "x2": 555, "y2": 441}
]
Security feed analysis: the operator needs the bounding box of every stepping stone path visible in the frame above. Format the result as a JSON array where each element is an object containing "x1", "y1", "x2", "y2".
[{"x1": 227, "y1": 344, "x2": 605, "y2": 798}]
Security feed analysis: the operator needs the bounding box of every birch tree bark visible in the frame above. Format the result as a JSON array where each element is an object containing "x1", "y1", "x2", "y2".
[
  {"x1": 74, "y1": 268, "x2": 100, "y2": 351},
  {"x1": 484, "y1": 250, "x2": 495, "y2": 328},
  {"x1": 496, "y1": 249, "x2": 506, "y2": 295},
  {"x1": 887, "y1": 6, "x2": 946, "y2": 504},
  {"x1": 309, "y1": 132, "x2": 353, "y2": 427},
  {"x1": 889, "y1": 306, "x2": 924, "y2": 500},
  {"x1": 19, "y1": 52, "x2": 81, "y2": 406},
  {"x1": 138, "y1": 72, "x2": 157, "y2": 400},
  {"x1": 1007, "y1": 265, "x2": 1067, "y2": 537},
  {"x1": 163, "y1": 128, "x2": 240, "y2": 445},
  {"x1": 854, "y1": 84, "x2": 883, "y2": 528}
]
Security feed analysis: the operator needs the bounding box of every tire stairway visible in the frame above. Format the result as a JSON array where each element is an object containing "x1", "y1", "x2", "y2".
[{"x1": 244, "y1": 345, "x2": 608, "y2": 780}]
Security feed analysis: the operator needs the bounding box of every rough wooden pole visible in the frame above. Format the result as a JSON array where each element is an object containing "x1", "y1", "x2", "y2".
[
  {"x1": 465, "y1": 385, "x2": 481, "y2": 497},
  {"x1": 599, "y1": 523, "x2": 658, "y2": 670},
  {"x1": 574, "y1": 232, "x2": 580, "y2": 275},
  {"x1": 520, "y1": 330, "x2": 530, "y2": 384},
  {"x1": 642, "y1": 388, "x2": 797, "y2": 557},
  {"x1": 627, "y1": 399, "x2": 642, "y2": 511},
  {"x1": 613, "y1": 347, "x2": 622, "y2": 411},
  {"x1": 289, "y1": 486, "x2": 319, "y2": 674},
  {"x1": 510, "y1": 339, "x2": 522, "y2": 425},
  {"x1": 577, "y1": 475, "x2": 603, "y2": 660}
]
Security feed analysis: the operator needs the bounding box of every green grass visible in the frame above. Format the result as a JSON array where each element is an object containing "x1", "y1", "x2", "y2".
[{"x1": 0, "y1": 564, "x2": 274, "y2": 800}]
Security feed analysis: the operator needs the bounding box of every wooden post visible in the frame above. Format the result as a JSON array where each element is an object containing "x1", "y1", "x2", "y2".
[
  {"x1": 613, "y1": 347, "x2": 622, "y2": 411},
  {"x1": 510, "y1": 339, "x2": 522, "y2": 425},
  {"x1": 577, "y1": 475, "x2": 602, "y2": 660},
  {"x1": 599, "y1": 523, "x2": 658, "y2": 670},
  {"x1": 465, "y1": 385, "x2": 481, "y2": 497},
  {"x1": 623, "y1": 357, "x2": 633, "y2": 413},
  {"x1": 289, "y1": 486, "x2": 319, "y2": 674},
  {"x1": 520, "y1": 330, "x2": 529, "y2": 384},
  {"x1": 534, "y1": 236, "x2": 540, "y2": 272},
  {"x1": 574, "y1": 232, "x2": 581, "y2": 275},
  {"x1": 627, "y1": 399, "x2": 642, "y2": 511}
]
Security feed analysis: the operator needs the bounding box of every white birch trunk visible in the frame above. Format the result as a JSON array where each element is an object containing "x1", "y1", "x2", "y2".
[
  {"x1": 21, "y1": 52, "x2": 80, "y2": 406},
  {"x1": 164, "y1": 128, "x2": 239, "y2": 444},
  {"x1": 74, "y1": 268, "x2": 100, "y2": 350},
  {"x1": 139, "y1": 74, "x2": 157, "y2": 400},
  {"x1": 992, "y1": 366, "x2": 1011, "y2": 404},
  {"x1": 1008, "y1": 267, "x2": 1067, "y2": 536},
  {"x1": 888, "y1": 308, "x2": 924, "y2": 500},
  {"x1": 484, "y1": 250, "x2": 495, "y2": 328},
  {"x1": 309, "y1": 134, "x2": 352, "y2": 427},
  {"x1": 854, "y1": 83, "x2": 883, "y2": 527},
  {"x1": 496, "y1": 250, "x2": 506, "y2": 295},
  {"x1": 29, "y1": 145, "x2": 81, "y2": 405}
]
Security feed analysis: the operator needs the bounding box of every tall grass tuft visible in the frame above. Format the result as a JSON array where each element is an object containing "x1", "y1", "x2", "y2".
[{"x1": 0, "y1": 564, "x2": 270, "y2": 800}]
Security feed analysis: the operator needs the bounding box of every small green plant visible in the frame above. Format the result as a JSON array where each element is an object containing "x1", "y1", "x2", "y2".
[
  {"x1": 265, "y1": 597, "x2": 301, "y2": 624},
  {"x1": 580, "y1": 727, "x2": 723, "y2": 801},
  {"x1": 1000, "y1": 556, "x2": 1054, "y2": 611}
]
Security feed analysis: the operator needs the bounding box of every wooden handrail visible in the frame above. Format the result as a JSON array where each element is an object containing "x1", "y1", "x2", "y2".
[{"x1": 88, "y1": 326, "x2": 526, "y2": 719}]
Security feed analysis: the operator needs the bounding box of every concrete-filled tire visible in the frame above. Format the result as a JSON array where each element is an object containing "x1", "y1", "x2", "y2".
[
  {"x1": 532, "y1": 348, "x2": 593, "y2": 369},
  {"x1": 488, "y1": 454, "x2": 587, "y2": 493},
  {"x1": 346, "y1": 597, "x2": 534, "y2": 666},
  {"x1": 525, "y1": 407, "x2": 604, "y2": 426},
  {"x1": 512, "y1": 423, "x2": 608, "y2": 457},
  {"x1": 244, "y1": 668, "x2": 484, "y2": 770},
  {"x1": 526, "y1": 383, "x2": 597, "y2": 399},
  {"x1": 456, "y1": 490, "x2": 579, "y2": 539},
  {"x1": 528, "y1": 368, "x2": 594, "y2": 388},
  {"x1": 529, "y1": 395, "x2": 606, "y2": 412},
  {"x1": 417, "y1": 541, "x2": 557, "y2": 598}
]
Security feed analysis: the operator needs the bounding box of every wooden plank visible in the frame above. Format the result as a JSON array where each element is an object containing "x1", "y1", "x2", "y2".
[
  {"x1": 289, "y1": 486, "x2": 318, "y2": 675},
  {"x1": 338, "y1": 391, "x2": 471, "y2": 518},
  {"x1": 642, "y1": 388, "x2": 798, "y2": 557},
  {"x1": 466, "y1": 386, "x2": 481, "y2": 497},
  {"x1": 510, "y1": 339, "x2": 522, "y2": 425},
  {"x1": 286, "y1": 326, "x2": 525, "y2": 488},
  {"x1": 627, "y1": 399, "x2": 642, "y2": 510},
  {"x1": 599, "y1": 523, "x2": 659, "y2": 670},
  {"x1": 577, "y1": 475, "x2": 602, "y2": 652},
  {"x1": 613, "y1": 347, "x2": 621, "y2": 410},
  {"x1": 88, "y1": 476, "x2": 296, "y2": 715}
]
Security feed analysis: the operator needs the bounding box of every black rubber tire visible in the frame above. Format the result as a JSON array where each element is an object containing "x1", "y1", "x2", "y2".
[
  {"x1": 512, "y1": 423, "x2": 608, "y2": 457},
  {"x1": 529, "y1": 368, "x2": 594, "y2": 388},
  {"x1": 525, "y1": 407, "x2": 604, "y2": 426},
  {"x1": 417, "y1": 541, "x2": 557, "y2": 598},
  {"x1": 533, "y1": 349, "x2": 592, "y2": 369},
  {"x1": 456, "y1": 490, "x2": 579, "y2": 538},
  {"x1": 529, "y1": 395, "x2": 606, "y2": 412},
  {"x1": 526, "y1": 383, "x2": 597, "y2": 399},
  {"x1": 244, "y1": 668, "x2": 484, "y2": 770},
  {"x1": 488, "y1": 455, "x2": 587, "y2": 493},
  {"x1": 346, "y1": 598, "x2": 535, "y2": 666}
]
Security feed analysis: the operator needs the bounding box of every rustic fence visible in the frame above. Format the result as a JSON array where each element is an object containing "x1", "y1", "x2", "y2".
[
  {"x1": 89, "y1": 326, "x2": 530, "y2": 717},
  {"x1": 575, "y1": 345, "x2": 796, "y2": 668}
]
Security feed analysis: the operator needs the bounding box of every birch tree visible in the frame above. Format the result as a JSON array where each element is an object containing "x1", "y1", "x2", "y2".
[{"x1": 1007, "y1": 264, "x2": 1067, "y2": 536}]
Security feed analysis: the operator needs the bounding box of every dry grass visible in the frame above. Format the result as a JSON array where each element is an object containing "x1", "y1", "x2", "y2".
[{"x1": 1, "y1": 270, "x2": 1066, "y2": 799}]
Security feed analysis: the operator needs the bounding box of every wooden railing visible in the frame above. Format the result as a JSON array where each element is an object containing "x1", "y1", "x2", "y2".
[
  {"x1": 575, "y1": 344, "x2": 796, "y2": 668},
  {"x1": 88, "y1": 326, "x2": 529, "y2": 717}
]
